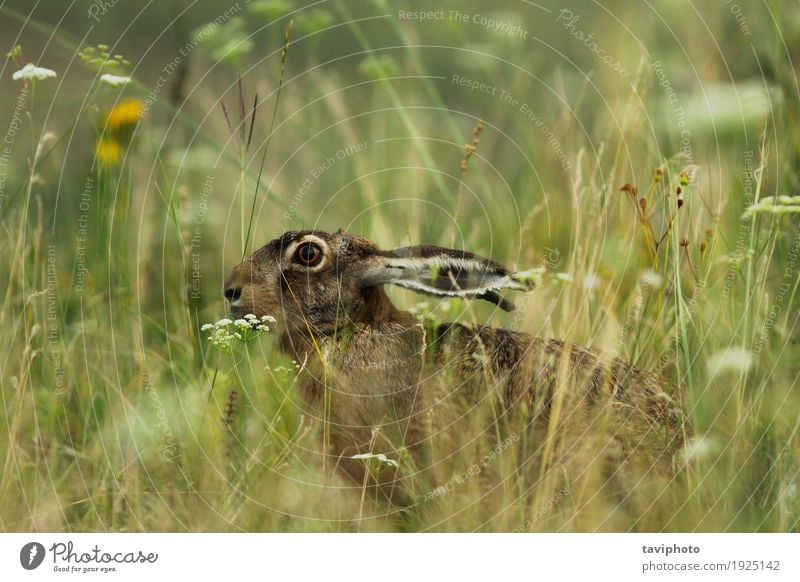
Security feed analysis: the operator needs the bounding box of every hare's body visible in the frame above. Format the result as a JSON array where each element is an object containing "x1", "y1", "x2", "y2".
[{"x1": 224, "y1": 230, "x2": 688, "y2": 505}]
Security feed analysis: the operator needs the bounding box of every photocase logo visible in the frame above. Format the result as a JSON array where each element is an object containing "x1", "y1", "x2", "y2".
[{"x1": 20, "y1": 542, "x2": 46, "y2": 570}]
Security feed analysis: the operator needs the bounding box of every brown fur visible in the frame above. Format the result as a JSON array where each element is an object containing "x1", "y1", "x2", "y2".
[{"x1": 224, "y1": 230, "x2": 689, "y2": 506}]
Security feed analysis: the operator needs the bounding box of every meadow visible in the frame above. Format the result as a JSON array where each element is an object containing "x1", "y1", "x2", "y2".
[{"x1": 1, "y1": 0, "x2": 799, "y2": 532}]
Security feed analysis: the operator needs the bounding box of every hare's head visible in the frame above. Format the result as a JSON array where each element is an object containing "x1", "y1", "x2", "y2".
[{"x1": 223, "y1": 229, "x2": 533, "y2": 335}]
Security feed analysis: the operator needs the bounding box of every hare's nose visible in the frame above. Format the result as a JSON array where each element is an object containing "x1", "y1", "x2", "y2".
[{"x1": 224, "y1": 286, "x2": 242, "y2": 303}]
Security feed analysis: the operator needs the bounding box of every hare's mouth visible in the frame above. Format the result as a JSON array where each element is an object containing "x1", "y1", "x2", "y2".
[{"x1": 229, "y1": 304, "x2": 246, "y2": 320}]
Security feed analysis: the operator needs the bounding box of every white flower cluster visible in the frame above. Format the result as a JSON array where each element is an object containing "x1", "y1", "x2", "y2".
[
  {"x1": 239, "y1": 313, "x2": 276, "y2": 331},
  {"x1": 100, "y1": 73, "x2": 131, "y2": 87},
  {"x1": 11, "y1": 62, "x2": 132, "y2": 87},
  {"x1": 201, "y1": 314, "x2": 277, "y2": 351},
  {"x1": 266, "y1": 360, "x2": 302, "y2": 375},
  {"x1": 12, "y1": 63, "x2": 57, "y2": 81}
]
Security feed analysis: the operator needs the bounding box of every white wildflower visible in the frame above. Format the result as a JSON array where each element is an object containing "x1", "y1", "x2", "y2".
[
  {"x1": 269, "y1": 365, "x2": 291, "y2": 374},
  {"x1": 707, "y1": 347, "x2": 753, "y2": 376},
  {"x1": 351, "y1": 452, "x2": 399, "y2": 468},
  {"x1": 583, "y1": 273, "x2": 601, "y2": 292},
  {"x1": 681, "y1": 436, "x2": 717, "y2": 464},
  {"x1": 201, "y1": 314, "x2": 277, "y2": 351},
  {"x1": 204, "y1": 325, "x2": 236, "y2": 351},
  {"x1": 12, "y1": 63, "x2": 57, "y2": 81},
  {"x1": 268, "y1": 364, "x2": 301, "y2": 378},
  {"x1": 99, "y1": 73, "x2": 131, "y2": 87},
  {"x1": 639, "y1": 269, "x2": 664, "y2": 290}
]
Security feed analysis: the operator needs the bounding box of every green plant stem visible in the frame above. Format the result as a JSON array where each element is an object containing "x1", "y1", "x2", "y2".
[{"x1": 241, "y1": 21, "x2": 293, "y2": 260}]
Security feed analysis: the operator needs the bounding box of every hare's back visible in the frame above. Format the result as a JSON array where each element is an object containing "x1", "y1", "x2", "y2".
[{"x1": 431, "y1": 322, "x2": 688, "y2": 457}]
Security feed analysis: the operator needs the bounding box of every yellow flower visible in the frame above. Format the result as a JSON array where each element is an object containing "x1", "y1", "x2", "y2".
[
  {"x1": 96, "y1": 138, "x2": 121, "y2": 166},
  {"x1": 105, "y1": 98, "x2": 142, "y2": 132}
]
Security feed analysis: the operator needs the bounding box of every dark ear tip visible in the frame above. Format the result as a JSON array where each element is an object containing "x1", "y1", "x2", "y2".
[
  {"x1": 498, "y1": 298, "x2": 516, "y2": 312},
  {"x1": 481, "y1": 290, "x2": 517, "y2": 312}
]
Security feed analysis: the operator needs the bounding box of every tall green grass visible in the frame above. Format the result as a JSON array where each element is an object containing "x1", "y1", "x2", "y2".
[{"x1": 1, "y1": 0, "x2": 798, "y2": 532}]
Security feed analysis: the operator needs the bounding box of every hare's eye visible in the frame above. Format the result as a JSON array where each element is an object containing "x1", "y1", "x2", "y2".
[{"x1": 294, "y1": 242, "x2": 323, "y2": 267}]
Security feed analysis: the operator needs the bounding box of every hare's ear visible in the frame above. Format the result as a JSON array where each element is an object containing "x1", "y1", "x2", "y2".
[{"x1": 360, "y1": 245, "x2": 534, "y2": 312}]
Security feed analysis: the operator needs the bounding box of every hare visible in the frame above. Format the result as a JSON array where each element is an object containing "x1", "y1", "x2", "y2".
[{"x1": 223, "y1": 229, "x2": 688, "y2": 508}]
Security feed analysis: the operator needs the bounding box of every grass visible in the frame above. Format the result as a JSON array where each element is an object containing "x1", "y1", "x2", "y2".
[{"x1": 1, "y1": 0, "x2": 799, "y2": 532}]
